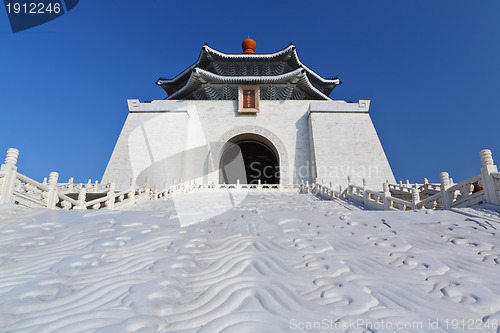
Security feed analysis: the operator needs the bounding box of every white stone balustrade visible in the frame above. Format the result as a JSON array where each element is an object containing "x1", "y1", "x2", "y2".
[
  {"x1": 0, "y1": 148, "x2": 19, "y2": 205},
  {"x1": 480, "y1": 149, "x2": 499, "y2": 205},
  {"x1": 300, "y1": 148, "x2": 499, "y2": 211},
  {"x1": 1, "y1": 148, "x2": 499, "y2": 212}
]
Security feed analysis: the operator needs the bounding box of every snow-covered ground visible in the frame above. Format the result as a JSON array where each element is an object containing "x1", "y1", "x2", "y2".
[{"x1": 1, "y1": 192, "x2": 500, "y2": 332}]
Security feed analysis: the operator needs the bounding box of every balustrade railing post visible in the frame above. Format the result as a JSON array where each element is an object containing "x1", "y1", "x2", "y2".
[
  {"x1": 153, "y1": 185, "x2": 158, "y2": 200},
  {"x1": 362, "y1": 178, "x2": 368, "y2": 205},
  {"x1": 106, "y1": 182, "x2": 115, "y2": 209},
  {"x1": 47, "y1": 172, "x2": 59, "y2": 210},
  {"x1": 163, "y1": 181, "x2": 169, "y2": 200},
  {"x1": 383, "y1": 182, "x2": 391, "y2": 210},
  {"x1": 480, "y1": 149, "x2": 499, "y2": 205},
  {"x1": 440, "y1": 172, "x2": 451, "y2": 209},
  {"x1": 75, "y1": 185, "x2": 87, "y2": 210},
  {"x1": 128, "y1": 178, "x2": 136, "y2": 204},
  {"x1": 144, "y1": 176, "x2": 150, "y2": 195},
  {"x1": 347, "y1": 176, "x2": 352, "y2": 197},
  {"x1": 0, "y1": 148, "x2": 20, "y2": 205},
  {"x1": 412, "y1": 186, "x2": 420, "y2": 210},
  {"x1": 68, "y1": 177, "x2": 74, "y2": 192},
  {"x1": 236, "y1": 179, "x2": 240, "y2": 190}
]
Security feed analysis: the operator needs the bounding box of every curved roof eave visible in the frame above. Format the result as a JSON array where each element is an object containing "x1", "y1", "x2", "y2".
[
  {"x1": 201, "y1": 44, "x2": 296, "y2": 60},
  {"x1": 194, "y1": 67, "x2": 304, "y2": 83},
  {"x1": 166, "y1": 67, "x2": 332, "y2": 101},
  {"x1": 156, "y1": 62, "x2": 196, "y2": 85},
  {"x1": 167, "y1": 68, "x2": 305, "y2": 100},
  {"x1": 159, "y1": 44, "x2": 339, "y2": 99}
]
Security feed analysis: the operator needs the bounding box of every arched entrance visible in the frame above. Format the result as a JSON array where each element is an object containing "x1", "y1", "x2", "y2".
[{"x1": 219, "y1": 134, "x2": 280, "y2": 184}]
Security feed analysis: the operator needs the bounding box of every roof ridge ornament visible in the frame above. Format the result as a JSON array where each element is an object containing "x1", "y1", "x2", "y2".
[{"x1": 242, "y1": 38, "x2": 256, "y2": 54}]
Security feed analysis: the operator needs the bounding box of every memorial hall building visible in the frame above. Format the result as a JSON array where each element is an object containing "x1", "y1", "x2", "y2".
[{"x1": 102, "y1": 39, "x2": 395, "y2": 190}]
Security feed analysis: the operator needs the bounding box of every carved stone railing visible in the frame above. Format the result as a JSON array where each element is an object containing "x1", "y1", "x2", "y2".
[
  {"x1": 389, "y1": 181, "x2": 441, "y2": 197},
  {"x1": 0, "y1": 148, "x2": 300, "y2": 211},
  {"x1": 493, "y1": 173, "x2": 500, "y2": 204},
  {"x1": 167, "y1": 180, "x2": 299, "y2": 194},
  {"x1": 1, "y1": 148, "x2": 498, "y2": 212},
  {"x1": 0, "y1": 149, "x2": 156, "y2": 210},
  {"x1": 54, "y1": 178, "x2": 107, "y2": 194},
  {"x1": 300, "y1": 149, "x2": 499, "y2": 211},
  {"x1": 299, "y1": 181, "x2": 345, "y2": 201}
]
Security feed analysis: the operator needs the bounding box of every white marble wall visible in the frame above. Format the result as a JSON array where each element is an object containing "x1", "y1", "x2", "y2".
[
  {"x1": 308, "y1": 101, "x2": 395, "y2": 190},
  {"x1": 102, "y1": 99, "x2": 394, "y2": 191}
]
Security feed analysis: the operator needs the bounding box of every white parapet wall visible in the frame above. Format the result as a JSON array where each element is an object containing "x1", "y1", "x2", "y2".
[
  {"x1": 308, "y1": 101, "x2": 395, "y2": 190},
  {"x1": 102, "y1": 100, "x2": 191, "y2": 190},
  {"x1": 102, "y1": 99, "x2": 395, "y2": 191}
]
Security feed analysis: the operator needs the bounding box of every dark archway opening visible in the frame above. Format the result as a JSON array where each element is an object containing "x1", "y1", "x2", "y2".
[{"x1": 219, "y1": 136, "x2": 279, "y2": 184}]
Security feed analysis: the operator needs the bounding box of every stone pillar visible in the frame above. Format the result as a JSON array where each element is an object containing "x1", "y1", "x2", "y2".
[
  {"x1": 152, "y1": 185, "x2": 158, "y2": 200},
  {"x1": 106, "y1": 182, "x2": 115, "y2": 209},
  {"x1": 362, "y1": 178, "x2": 368, "y2": 205},
  {"x1": 0, "y1": 148, "x2": 19, "y2": 205},
  {"x1": 163, "y1": 181, "x2": 169, "y2": 200},
  {"x1": 75, "y1": 186, "x2": 87, "y2": 210},
  {"x1": 47, "y1": 172, "x2": 59, "y2": 210},
  {"x1": 480, "y1": 149, "x2": 499, "y2": 205},
  {"x1": 383, "y1": 182, "x2": 391, "y2": 210},
  {"x1": 347, "y1": 176, "x2": 352, "y2": 196},
  {"x1": 144, "y1": 176, "x2": 150, "y2": 194},
  {"x1": 440, "y1": 172, "x2": 451, "y2": 209},
  {"x1": 128, "y1": 178, "x2": 136, "y2": 204},
  {"x1": 412, "y1": 187, "x2": 420, "y2": 209},
  {"x1": 68, "y1": 177, "x2": 74, "y2": 192}
]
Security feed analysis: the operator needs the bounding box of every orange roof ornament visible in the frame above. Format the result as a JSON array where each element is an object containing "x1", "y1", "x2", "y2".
[{"x1": 242, "y1": 38, "x2": 256, "y2": 54}]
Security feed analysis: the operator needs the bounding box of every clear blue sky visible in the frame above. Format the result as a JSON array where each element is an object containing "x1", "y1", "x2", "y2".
[{"x1": 1, "y1": 1, "x2": 499, "y2": 185}]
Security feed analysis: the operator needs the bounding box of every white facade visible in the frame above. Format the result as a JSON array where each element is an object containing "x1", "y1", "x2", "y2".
[{"x1": 102, "y1": 98, "x2": 395, "y2": 190}]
